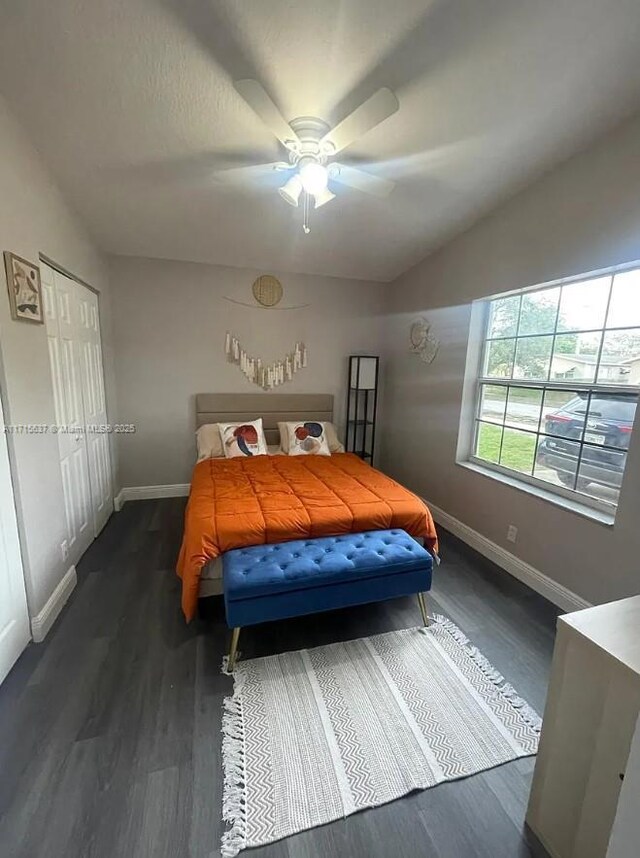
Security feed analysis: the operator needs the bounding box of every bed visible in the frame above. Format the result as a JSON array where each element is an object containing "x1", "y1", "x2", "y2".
[{"x1": 176, "y1": 393, "x2": 438, "y2": 621}]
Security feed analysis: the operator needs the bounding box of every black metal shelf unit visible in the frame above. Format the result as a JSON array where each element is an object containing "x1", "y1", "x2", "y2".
[{"x1": 345, "y1": 355, "x2": 379, "y2": 462}]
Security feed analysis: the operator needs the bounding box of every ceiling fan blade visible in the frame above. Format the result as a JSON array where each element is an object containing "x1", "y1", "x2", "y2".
[
  {"x1": 213, "y1": 162, "x2": 291, "y2": 185},
  {"x1": 330, "y1": 163, "x2": 395, "y2": 198},
  {"x1": 322, "y1": 88, "x2": 399, "y2": 154},
  {"x1": 234, "y1": 80, "x2": 298, "y2": 149}
]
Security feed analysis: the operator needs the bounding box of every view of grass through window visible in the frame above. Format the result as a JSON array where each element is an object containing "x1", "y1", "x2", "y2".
[{"x1": 473, "y1": 267, "x2": 640, "y2": 509}]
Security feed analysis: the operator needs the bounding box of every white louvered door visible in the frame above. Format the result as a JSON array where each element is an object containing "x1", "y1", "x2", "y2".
[
  {"x1": 43, "y1": 266, "x2": 93, "y2": 559},
  {"x1": 42, "y1": 264, "x2": 112, "y2": 560},
  {"x1": 76, "y1": 286, "x2": 112, "y2": 534}
]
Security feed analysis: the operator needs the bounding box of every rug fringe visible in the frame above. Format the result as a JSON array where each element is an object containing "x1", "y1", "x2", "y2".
[
  {"x1": 499, "y1": 682, "x2": 543, "y2": 732},
  {"x1": 221, "y1": 672, "x2": 247, "y2": 857},
  {"x1": 431, "y1": 614, "x2": 541, "y2": 733}
]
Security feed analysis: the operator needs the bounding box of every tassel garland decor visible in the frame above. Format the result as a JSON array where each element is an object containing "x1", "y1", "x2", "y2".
[{"x1": 225, "y1": 333, "x2": 307, "y2": 389}]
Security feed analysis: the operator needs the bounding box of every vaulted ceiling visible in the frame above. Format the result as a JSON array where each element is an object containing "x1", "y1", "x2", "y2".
[{"x1": 0, "y1": 0, "x2": 639, "y2": 281}]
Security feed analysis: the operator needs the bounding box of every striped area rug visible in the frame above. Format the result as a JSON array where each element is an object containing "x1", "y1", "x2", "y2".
[{"x1": 221, "y1": 616, "x2": 541, "y2": 856}]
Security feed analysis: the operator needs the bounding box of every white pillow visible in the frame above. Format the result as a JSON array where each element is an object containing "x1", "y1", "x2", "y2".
[
  {"x1": 282, "y1": 421, "x2": 331, "y2": 456},
  {"x1": 218, "y1": 418, "x2": 268, "y2": 458},
  {"x1": 323, "y1": 422, "x2": 345, "y2": 453},
  {"x1": 196, "y1": 423, "x2": 225, "y2": 460},
  {"x1": 278, "y1": 421, "x2": 344, "y2": 454}
]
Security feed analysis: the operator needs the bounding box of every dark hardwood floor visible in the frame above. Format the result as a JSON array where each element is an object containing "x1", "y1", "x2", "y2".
[{"x1": 0, "y1": 499, "x2": 560, "y2": 858}]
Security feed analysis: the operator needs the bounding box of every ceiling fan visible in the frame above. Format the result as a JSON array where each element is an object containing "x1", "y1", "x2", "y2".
[{"x1": 220, "y1": 80, "x2": 400, "y2": 233}]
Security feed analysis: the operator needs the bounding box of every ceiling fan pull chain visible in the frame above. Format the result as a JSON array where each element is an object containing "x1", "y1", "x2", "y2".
[{"x1": 303, "y1": 192, "x2": 311, "y2": 234}]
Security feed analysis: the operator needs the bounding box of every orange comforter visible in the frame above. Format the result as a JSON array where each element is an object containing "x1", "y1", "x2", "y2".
[{"x1": 176, "y1": 452, "x2": 438, "y2": 621}]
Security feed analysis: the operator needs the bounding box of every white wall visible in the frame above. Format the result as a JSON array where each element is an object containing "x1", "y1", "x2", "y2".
[
  {"x1": 0, "y1": 94, "x2": 118, "y2": 619},
  {"x1": 381, "y1": 112, "x2": 640, "y2": 607},
  {"x1": 109, "y1": 256, "x2": 386, "y2": 487}
]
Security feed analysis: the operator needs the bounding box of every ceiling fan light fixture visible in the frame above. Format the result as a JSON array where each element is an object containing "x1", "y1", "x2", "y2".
[
  {"x1": 230, "y1": 80, "x2": 400, "y2": 229},
  {"x1": 278, "y1": 174, "x2": 303, "y2": 206},
  {"x1": 299, "y1": 160, "x2": 328, "y2": 195},
  {"x1": 313, "y1": 186, "x2": 336, "y2": 208}
]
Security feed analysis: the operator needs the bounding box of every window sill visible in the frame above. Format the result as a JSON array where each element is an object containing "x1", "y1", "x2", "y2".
[{"x1": 457, "y1": 459, "x2": 615, "y2": 527}]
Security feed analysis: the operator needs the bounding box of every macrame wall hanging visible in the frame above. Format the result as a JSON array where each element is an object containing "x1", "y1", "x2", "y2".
[{"x1": 225, "y1": 332, "x2": 307, "y2": 390}]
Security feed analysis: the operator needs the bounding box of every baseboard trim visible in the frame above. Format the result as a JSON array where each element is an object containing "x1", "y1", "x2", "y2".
[
  {"x1": 425, "y1": 500, "x2": 591, "y2": 613},
  {"x1": 31, "y1": 565, "x2": 77, "y2": 642},
  {"x1": 116, "y1": 484, "x2": 190, "y2": 506}
]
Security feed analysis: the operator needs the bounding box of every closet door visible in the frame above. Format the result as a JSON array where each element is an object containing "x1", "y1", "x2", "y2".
[
  {"x1": 0, "y1": 392, "x2": 30, "y2": 685},
  {"x1": 76, "y1": 286, "x2": 112, "y2": 534},
  {"x1": 42, "y1": 266, "x2": 93, "y2": 559}
]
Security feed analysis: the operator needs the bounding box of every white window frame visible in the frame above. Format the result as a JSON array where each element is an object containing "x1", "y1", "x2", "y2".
[{"x1": 459, "y1": 260, "x2": 640, "y2": 519}]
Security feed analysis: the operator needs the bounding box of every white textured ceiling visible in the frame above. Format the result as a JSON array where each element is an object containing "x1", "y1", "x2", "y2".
[{"x1": 0, "y1": 0, "x2": 639, "y2": 282}]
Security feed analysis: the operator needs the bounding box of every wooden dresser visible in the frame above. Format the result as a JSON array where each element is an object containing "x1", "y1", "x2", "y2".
[{"x1": 526, "y1": 596, "x2": 640, "y2": 858}]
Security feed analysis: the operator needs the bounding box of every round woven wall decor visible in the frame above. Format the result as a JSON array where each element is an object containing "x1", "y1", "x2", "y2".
[{"x1": 252, "y1": 275, "x2": 283, "y2": 308}]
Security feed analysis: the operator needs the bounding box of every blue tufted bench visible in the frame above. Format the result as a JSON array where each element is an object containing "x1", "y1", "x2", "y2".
[{"x1": 222, "y1": 529, "x2": 433, "y2": 670}]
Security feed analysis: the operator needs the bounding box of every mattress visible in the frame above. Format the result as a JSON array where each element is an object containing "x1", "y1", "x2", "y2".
[{"x1": 199, "y1": 557, "x2": 223, "y2": 597}]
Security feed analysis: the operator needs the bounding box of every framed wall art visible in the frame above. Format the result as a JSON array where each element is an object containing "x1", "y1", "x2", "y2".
[{"x1": 4, "y1": 252, "x2": 44, "y2": 324}]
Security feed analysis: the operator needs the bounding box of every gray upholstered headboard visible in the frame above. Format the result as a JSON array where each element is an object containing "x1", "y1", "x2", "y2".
[{"x1": 195, "y1": 393, "x2": 334, "y2": 446}]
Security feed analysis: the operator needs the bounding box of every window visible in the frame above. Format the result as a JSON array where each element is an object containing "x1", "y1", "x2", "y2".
[{"x1": 471, "y1": 265, "x2": 640, "y2": 513}]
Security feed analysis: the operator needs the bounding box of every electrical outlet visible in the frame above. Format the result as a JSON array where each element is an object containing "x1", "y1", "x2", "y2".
[
  {"x1": 506, "y1": 525, "x2": 518, "y2": 544},
  {"x1": 61, "y1": 540, "x2": 68, "y2": 561}
]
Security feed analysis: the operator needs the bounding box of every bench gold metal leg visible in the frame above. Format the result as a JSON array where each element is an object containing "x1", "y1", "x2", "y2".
[
  {"x1": 228, "y1": 627, "x2": 241, "y2": 672},
  {"x1": 417, "y1": 592, "x2": 430, "y2": 627}
]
